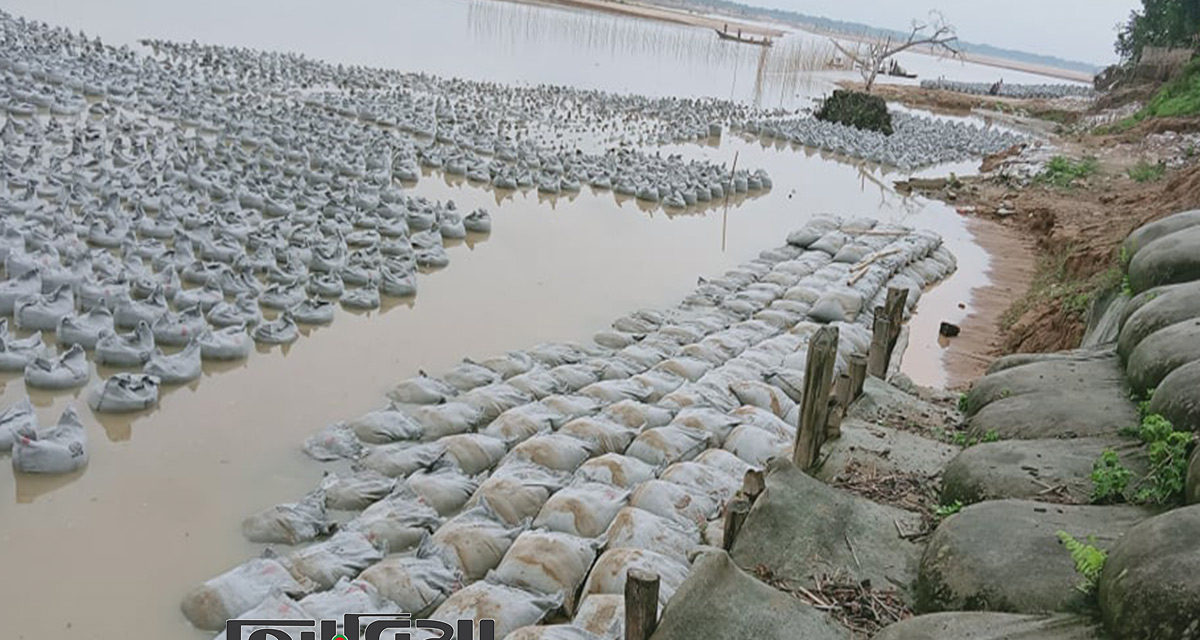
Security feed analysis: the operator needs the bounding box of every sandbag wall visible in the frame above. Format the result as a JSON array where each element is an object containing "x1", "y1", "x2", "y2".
[{"x1": 182, "y1": 216, "x2": 957, "y2": 639}]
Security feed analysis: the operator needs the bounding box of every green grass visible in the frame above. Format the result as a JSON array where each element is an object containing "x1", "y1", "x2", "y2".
[
  {"x1": 1037, "y1": 156, "x2": 1099, "y2": 188},
  {"x1": 1097, "y1": 57, "x2": 1200, "y2": 133},
  {"x1": 1101, "y1": 409, "x2": 1195, "y2": 506},
  {"x1": 1127, "y1": 160, "x2": 1166, "y2": 183},
  {"x1": 934, "y1": 500, "x2": 963, "y2": 519}
]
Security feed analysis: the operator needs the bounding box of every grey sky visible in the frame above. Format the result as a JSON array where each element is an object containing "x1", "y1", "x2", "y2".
[{"x1": 746, "y1": 0, "x2": 1140, "y2": 64}]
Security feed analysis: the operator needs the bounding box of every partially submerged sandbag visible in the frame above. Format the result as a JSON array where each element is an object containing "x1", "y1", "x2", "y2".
[
  {"x1": 0, "y1": 396, "x2": 36, "y2": 452},
  {"x1": 143, "y1": 341, "x2": 203, "y2": 384},
  {"x1": 242, "y1": 487, "x2": 333, "y2": 544},
  {"x1": 287, "y1": 530, "x2": 384, "y2": 590},
  {"x1": 11, "y1": 405, "x2": 88, "y2": 474},
  {"x1": 180, "y1": 554, "x2": 314, "y2": 631},
  {"x1": 303, "y1": 422, "x2": 364, "y2": 462},
  {"x1": 345, "y1": 486, "x2": 443, "y2": 552},
  {"x1": 389, "y1": 372, "x2": 458, "y2": 405},
  {"x1": 359, "y1": 441, "x2": 447, "y2": 478},
  {"x1": 88, "y1": 373, "x2": 160, "y2": 413},
  {"x1": 24, "y1": 343, "x2": 89, "y2": 390},
  {"x1": 347, "y1": 406, "x2": 424, "y2": 444}
]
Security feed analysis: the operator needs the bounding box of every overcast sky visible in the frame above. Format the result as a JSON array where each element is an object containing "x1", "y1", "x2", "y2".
[{"x1": 746, "y1": 0, "x2": 1139, "y2": 64}]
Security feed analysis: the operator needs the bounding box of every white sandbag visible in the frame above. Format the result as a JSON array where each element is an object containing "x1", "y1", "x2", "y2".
[
  {"x1": 212, "y1": 593, "x2": 314, "y2": 640},
  {"x1": 0, "y1": 396, "x2": 36, "y2": 452},
  {"x1": 505, "y1": 625, "x2": 603, "y2": 640},
  {"x1": 181, "y1": 554, "x2": 314, "y2": 631},
  {"x1": 722, "y1": 425, "x2": 790, "y2": 467},
  {"x1": 482, "y1": 403, "x2": 561, "y2": 445},
  {"x1": 441, "y1": 433, "x2": 509, "y2": 475},
  {"x1": 580, "y1": 548, "x2": 689, "y2": 608},
  {"x1": 533, "y1": 483, "x2": 629, "y2": 539},
  {"x1": 426, "y1": 501, "x2": 526, "y2": 581},
  {"x1": 288, "y1": 530, "x2": 384, "y2": 590},
  {"x1": 668, "y1": 408, "x2": 741, "y2": 446},
  {"x1": 87, "y1": 373, "x2": 160, "y2": 413},
  {"x1": 660, "y1": 462, "x2": 741, "y2": 505},
  {"x1": 694, "y1": 448, "x2": 756, "y2": 480},
  {"x1": 729, "y1": 380, "x2": 797, "y2": 419},
  {"x1": 358, "y1": 552, "x2": 461, "y2": 617},
  {"x1": 558, "y1": 417, "x2": 636, "y2": 455},
  {"x1": 508, "y1": 370, "x2": 566, "y2": 400},
  {"x1": 24, "y1": 344, "x2": 89, "y2": 390},
  {"x1": 459, "y1": 383, "x2": 534, "y2": 423},
  {"x1": 574, "y1": 454, "x2": 656, "y2": 489},
  {"x1": 242, "y1": 487, "x2": 333, "y2": 545},
  {"x1": 297, "y1": 578, "x2": 402, "y2": 632},
  {"x1": 198, "y1": 325, "x2": 253, "y2": 361},
  {"x1": 602, "y1": 507, "x2": 701, "y2": 563},
  {"x1": 629, "y1": 369, "x2": 684, "y2": 402},
  {"x1": 505, "y1": 434, "x2": 595, "y2": 473},
  {"x1": 347, "y1": 407, "x2": 424, "y2": 444},
  {"x1": 624, "y1": 425, "x2": 710, "y2": 467},
  {"x1": 547, "y1": 363, "x2": 604, "y2": 391},
  {"x1": 478, "y1": 351, "x2": 537, "y2": 380},
  {"x1": 389, "y1": 372, "x2": 458, "y2": 405},
  {"x1": 600, "y1": 400, "x2": 674, "y2": 430},
  {"x1": 406, "y1": 465, "x2": 483, "y2": 516},
  {"x1": 443, "y1": 360, "x2": 501, "y2": 392},
  {"x1": 728, "y1": 405, "x2": 795, "y2": 439},
  {"x1": 470, "y1": 462, "x2": 570, "y2": 525},
  {"x1": 428, "y1": 579, "x2": 561, "y2": 640},
  {"x1": 359, "y1": 441, "x2": 447, "y2": 478},
  {"x1": 11, "y1": 405, "x2": 88, "y2": 474},
  {"x1": 653, "y1": 356, "x2": 712, "y2": 382},
  {"x1": 346, "y1": 486, "x2": 442, "y2": 552},
  {"x1": 573, "y1": 594, "x2": 624, "y2": 640},
  {"x1": 492, "y1": 530, "x2": 598, "y2": 613},
  {"x1": 628, "y1": 480, "x2": 721, "y2": 528},
  {"x1": 577, "y1": 378, "x2": 654, "y2": 404},
  {"x1": 303, "y1": 422, "x2": 363, "y2": 462},
  {"x1": 398, "y1": 402, "x2": 484, "y2": 440},
  {"x1": 144, "y1": 341, "x2": 203, "y2": 384},
  {"x1": 320, "y1": 470, "x2": 396, "y2": 511},
  {"x1": 539, "y1": 395, "x2": 603, "y2": 421}
]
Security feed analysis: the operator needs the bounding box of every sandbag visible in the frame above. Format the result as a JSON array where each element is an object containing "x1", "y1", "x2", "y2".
[
  {"x1": 358, "y1": 552, "x2": 461, "y2": 617},
  {"x1": 88, "y1": 373, "x2": 160, "y2": 413},
  {"x1": 397, "y1": 402, "x2": 485, "y2": 440},
  {"x1": 437, "y1": 433, "x2": 507, "y2": 475},
  {"x1": 602, "y1": 506, "x2": 701, "y2": 563},
  {"x1": 660, "y1": 461, "x2": 741, "y2": 505},
  {"x1": 1127, "y1": 224, "x2": 1200, "y2": 293},
  {"x1": 559, "y1": 417, "x2": 637, "y2": 455},
  {"x1": 359, "y1": 441, "x2": 447, "y2": 478},
  {"x1": 347, "y1": 407, "x2": 424, "y2": 444},
  {"x1": 320, "y1": 470, "x2": 396, "y2": 511},
  {"x1": 505, "y1": 434, "x2": 596, "y2": 473},
  {"x1": 723, "y1": 425, "x2": 789, "y2": 467},
  {"x1": 0, "y1": 396, "x2": 36, "y2": 452},
  {"x1": 303, "y1": 422, "x2": 364, "y2": 462},
  {"x1": 211, "y1": 593, "x2": 314, "y2": 639},
  {"x1": 143, "y1": 341, "x2": 203, "y2": 384},
  {"x1": 297, "y1": 577, "x2": 402, "y2": 632},
  {"x1": 471, "y1": 462, "x2": 569, "y2": 526},
  {"x1": 492, "y1": 530, "x2": 599, "y2": 614},
  {"x1": 459, "y1": 383, "x2": 534, "y2": 423},
  {"x1": 11, "y1": 405, "x2": 88, "y2": 474},
  {"x1": 390, "y1": 372, "x2": 458, "y2": 405},
  {"x1": 575, "y1": 454, "x2": 657, "y2": 489},
  {"x1": 345, "y1": 486, "x2": 443, "y2": 552},
  {"x1": 443, "y1": 360, "x2": 502, "y2": 391},
  {"x1": 427, "y1": 578, "x2": 561, "y2": 640},
  {"x1": 625, "y1": 425, "x2": 711, "y2": 467},
  {"x1": 505, "y1": 625, "x2": 603, "y2": 640},
  {"x1": 669, "y1": 408, "x2": 741, "y2": 445},
  {"x1": 181, "y1": 555, "x2": 314, "y2": 631},
  {"x1": 533, "y1": 482, "x2": 630, "y2": 538},
  {"x1": 628, "y1": 480, "x2": 721, "y2": 529},
  {"x1": 728, "y1": 405, "x2": 795, "y2": 440},
  {"x1": 242, "y1": 487, "x2": 334, "y2": 545},
  {"x1": 426, "y1": 501, "x2": 527, "y2": 581},
  {"x1": 573, "y1": 594, "x2": 623, "y2": 640},
  {"x1": 406, "y1": 464, "x2": 483, "y2": 516},
  {"x1": 1126, "y1": 318, "x2": 1200, "y2": 393},
  {"x1": 694, "y1": 448, "x2": 756, "y2": 480},
  {"x1": 288, "y1": 530, "x2": 385, "y2": 590},
  {"x1": 482, "y1": 403, "x2": 563, "y2": 445},
  {"x1": 729, "y1": 380, "x2": 796, "y2": 419},
  {"x1": 600, "y1": 400, "x2": 675, "y2": 430},
  {"x1": 24, "y1": 344, "x2": 89, "y2": 390},
  {"x1": 580, "y1": 547, "x2": 689, "y2": 608}
]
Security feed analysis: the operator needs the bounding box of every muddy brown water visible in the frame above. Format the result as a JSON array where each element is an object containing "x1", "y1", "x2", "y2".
[{"x1": 0, "y1": 0, "x2": 1026, "y2": 637}]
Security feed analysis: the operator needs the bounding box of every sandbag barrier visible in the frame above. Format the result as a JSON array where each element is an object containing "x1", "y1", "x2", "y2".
[
  {"x1": 180, "y1": 216, "x2": 956, "y2": 638},
  {"x1": 739, "y1": 112, "x2": 1027, "y2": 171},
  {"x1": 919, "y1": 79, "x2": 1096, "y2": 100}
]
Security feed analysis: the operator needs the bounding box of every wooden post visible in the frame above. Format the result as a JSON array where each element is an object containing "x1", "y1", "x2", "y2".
[
  {"x1": 867, "y1": 305, "x2": 890, "y2": 378},
  {"x1": 848, "y1": 352, "x2": 868, "y2": 400},
  {"x1": 826, "y1": 373, "x2": 851, "y2": 439},
  {"x1": 742, "y1": 469, "x2": 765, "y2": 502},
  {"x1": 625, "y1": 569, "x2": 660, "y2": 640},
  {"x1": 722, "y1": 496, "x2": 751, "y2": 551},
  {"x1": 882, "y1": 287, "x2": 907, "y2": 368},
  {"x1": 794, "y1": 325, "x2": 839, "y2": 471}
]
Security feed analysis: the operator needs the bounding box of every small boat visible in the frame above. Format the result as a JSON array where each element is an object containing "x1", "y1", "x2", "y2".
[
  {"x1": 884, "y1": 59, "x2": 917, "y2": 79},
  {"x1": 715, "y1": 26, "x2": 773, "y2": 47}
]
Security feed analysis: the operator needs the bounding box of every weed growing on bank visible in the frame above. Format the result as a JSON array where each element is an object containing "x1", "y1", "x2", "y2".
[
  {"x1": 1037, "y1": 156, "x2": 1099, "y2": 188},
  {"x1": 1057, "y1": 531, "x2": 1107, "y2": 594},
  {"x1": 1128, "y1": 160, "x2": 1166, "y2": 183}
]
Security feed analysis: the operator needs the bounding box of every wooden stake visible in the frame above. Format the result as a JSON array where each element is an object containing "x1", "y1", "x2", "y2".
[
  {"x1": 826, "y1": 373, "x2": 851, "y2": 439},
  {"x1": 848, "y1": 352, "x2": 868, "y2": 400},
  {"x1": 722, "y1": 497, "x2": 751, "y2": 551},
  {"x1": 794, "y1": 325, "x2": 839, "y2": 471},
  {"x1": 867, "y1": 307, "x2": 891, "y2": 379},
  {"x1": 625, "y1": 569, "x2": 660, "y2": 640},
  {"x1": 742, "y1": 469, "x2": 765, "y2": 502}
]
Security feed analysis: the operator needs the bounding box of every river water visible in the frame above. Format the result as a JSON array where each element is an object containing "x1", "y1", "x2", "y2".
[{"x1": 0, "y1": 1, "x2": 1048, "y2": 637}]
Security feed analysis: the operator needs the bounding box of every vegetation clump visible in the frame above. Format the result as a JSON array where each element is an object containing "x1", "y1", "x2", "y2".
[
  {"x1": 1092, "y1": 405, "x2": 1195, "y2": 506},
  {"x1": 1056, "y1": 531, "x2": 1107, "y2": 594},
  {"x1": 816, "y1": 90, "x2": 894, "y2": 135},
  {"x1": 1036, "y1": 156, "x2": 1099, "y2": 188},
  {"x1": 1128, "y1": 160, "x2": 1166, "y2": 182}
]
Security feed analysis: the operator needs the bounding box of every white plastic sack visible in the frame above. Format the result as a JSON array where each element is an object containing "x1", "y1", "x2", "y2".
[
  {"x1": 406, "y1": 465, "x2": 483, "y2": 517},
  {"x1": 558, "y1": 417, "x2": 636, "y2": 455},
  {"x1": 358, "y1": 552, "x2": 461, "y2": 617},
  {"x1": 242, "y1": 487, "x2": 333, "y2": 545},
  {"x1": 532, "y1": 482, "x2": 630, "y2": 539},
  {"x1": 11, "y1": 405, "x2": 88, "y2": 474},
  {"x1": 505, "y1": 434, "x2": 595, "y2": 473},
  {"x1": 628, "y1": 480, "x2": 721, "y2": 529},
  {"x1": 441, "y1": 433, "x2": 509, "y2": 475},
  {"x1": 573, "y1": 594, "x2": 623, "y2": 640},
  {"x1": 428, "y1": 579, "x2": 561, "y2": 640},
  {"x1": 303, "y1": 422, "x2": 363, "y2": 462},
  {"x1": 470, "y1": 463, "x2": 568, "y2": 526},
  {"x1": 298, "y1": 578, "x2": 402, "y2": 635},
  {"x1": 602, "y1": 506, "x2": 701, "y2": 563},
  {"x1": 722, "y1": 425, "x2": 790, "y2": 467},
  {"x1": 426, "y1": 501, "x2": 526, "y2": 581},
  {"x1": 660, "y1": 462, "x2": 741, "y2": 505},
  {"x1": 482, "y1": 403, "x2": 562, "y2": 445},
  {"x1": 390, "y1": 372, "x2": 457, "y2": 405},
  {"x1": 359, "y1": 441, "x2": 447, "y2": 478},
  {"x1": 345, "y1": 486, "x2": 442, "y2": 552},
  {"x1": 580, "y1": 548, "x2": 689, "y2": 608},
  {"x1": 181, "y1": 555, "x2": 314, "y2": 631},
  {"x1": 492, "y1": 530, "x2": 598, "y2": 613},
  {"x1": 321, "y1": 470, "x2": 396, "y2": 511},
  {"x1": 574, "y1": 454, "x2": 656, "y2": 489},
  {"x1": 600, "y1": 400, "x2": 674, "y2": 430},
  {"x1": 347, "y1": 407, "x2": 424, "y2": 444},
  {"x1": 287, "y1": 529, "x2": 385, "y2": 590},
  {"x1": 624, "y1": 425, "x2": 710, "y2": 467}
]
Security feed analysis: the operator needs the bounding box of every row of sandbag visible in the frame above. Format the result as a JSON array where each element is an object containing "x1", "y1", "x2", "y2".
[{"x1": 180, "y1": 217, "x2": 955, "y2": 638}]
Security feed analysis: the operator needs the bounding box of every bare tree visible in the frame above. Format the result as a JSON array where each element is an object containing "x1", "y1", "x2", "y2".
[{"x1": 831, "y1": 12, "x2": 960, "y2": 92}]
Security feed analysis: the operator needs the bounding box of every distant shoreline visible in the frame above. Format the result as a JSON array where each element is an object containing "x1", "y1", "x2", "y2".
[{"x1": 492, "y1": 0, "x2": 1094, "y2": 84}]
